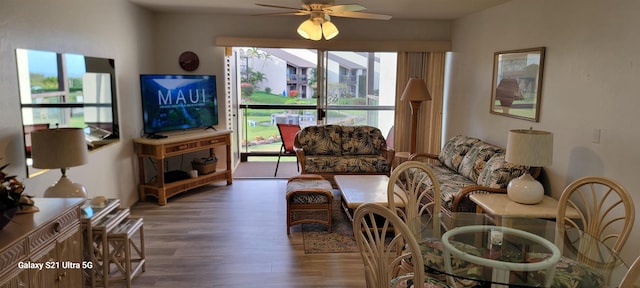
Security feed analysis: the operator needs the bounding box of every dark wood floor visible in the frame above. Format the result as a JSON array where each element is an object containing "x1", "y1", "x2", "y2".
[{"x1": 127, "y1": 179, "x2": 366, "y2": 287}]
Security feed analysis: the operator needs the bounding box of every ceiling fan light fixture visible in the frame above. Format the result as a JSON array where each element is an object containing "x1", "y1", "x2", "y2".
[
  {"x1": 297, "y1": 17, "x2": 323, "y2": 40},
  {"x1": 297, "y1": 19, "x2": 315, "y2": 39},
  {"x1": 308, "y1": 20, "x2": 322, "y2": 40},
  {"x1": 322, "y1": 20, "x2": 339, "y2": 40},
  {"x1": 257, "y1": 2, "x2": 391, "y2": 40}
]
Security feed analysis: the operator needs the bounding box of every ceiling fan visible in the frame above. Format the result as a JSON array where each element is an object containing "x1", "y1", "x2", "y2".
[{"x1": 255, "y1": 1, "x2": 392, "y2": 40}]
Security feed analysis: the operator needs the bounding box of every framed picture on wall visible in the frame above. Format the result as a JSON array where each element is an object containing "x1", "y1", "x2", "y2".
[{"x1": 490, "y1": 47, "x2": 546, "y2": 122}]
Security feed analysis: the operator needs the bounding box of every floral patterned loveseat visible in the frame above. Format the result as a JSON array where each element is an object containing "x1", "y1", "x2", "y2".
[
  {"x1": 410, "y1": 135, "x2": 536, "y2": 217},
  {"x1": 294, "y1": 125, "x2": 394, "y2": 185}
]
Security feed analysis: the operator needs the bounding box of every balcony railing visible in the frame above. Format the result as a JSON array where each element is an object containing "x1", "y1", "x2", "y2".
[
  {"x1": 238, "y1": 103, "x2": 393, "y2": 160},
  {"x1": 287, "y1": 74, "x2": 309, "y2": 84}
]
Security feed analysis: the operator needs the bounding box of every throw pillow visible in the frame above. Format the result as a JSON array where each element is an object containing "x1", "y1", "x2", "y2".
[
  {"x1": 477, "y1": 154, "x2": 529, "y2": 188},
  {"x1": 438, "y1": 135, "x2": 481, "y2": 171},
  {"x1": 458, "y1": 142, "x2": 504, "y2": 182}
]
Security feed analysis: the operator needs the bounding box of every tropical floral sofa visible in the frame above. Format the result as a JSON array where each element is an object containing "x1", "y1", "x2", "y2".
[
  {"x1": 294, "y1": 125, "x2": 393, "y2": 185},
  {"x1": 410, "y1": 135, "x2": 535, "y2": 217}
]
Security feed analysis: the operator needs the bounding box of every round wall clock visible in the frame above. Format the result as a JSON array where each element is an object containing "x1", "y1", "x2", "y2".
[{"x1": 179, "y1": 51, "x2": 199, "y2": 71}]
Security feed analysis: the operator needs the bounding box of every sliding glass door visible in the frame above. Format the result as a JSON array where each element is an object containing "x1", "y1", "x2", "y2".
[{"x1": 230, "y1": 47, "x2": 396, "y2": 161}]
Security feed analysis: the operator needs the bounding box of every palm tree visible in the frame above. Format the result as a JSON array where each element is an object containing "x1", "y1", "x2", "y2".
[
  {"x1": 246, "y1": 47, "x2": 272, "y2": 71},
  {"x1": 250, "y1": 71, "x2": 267, "y2": 86}
]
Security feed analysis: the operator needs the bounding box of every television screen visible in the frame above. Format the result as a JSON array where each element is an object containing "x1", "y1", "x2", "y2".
[{"x1": 140, "y1": 74, "x2": 218, "y2": 135}]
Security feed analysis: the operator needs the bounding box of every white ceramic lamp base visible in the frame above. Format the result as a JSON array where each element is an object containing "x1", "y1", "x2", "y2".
[
  {"x1": 43, "y1": 175, "x2": 87, "y2": 198},
  {"x1": 507, "y1": 172, "x2": 544, "y2": 204}
]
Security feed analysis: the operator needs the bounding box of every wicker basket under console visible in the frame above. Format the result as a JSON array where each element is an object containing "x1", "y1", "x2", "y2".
[{"x1": 192, "y1": 156, "x2": 217, "y2": 174}]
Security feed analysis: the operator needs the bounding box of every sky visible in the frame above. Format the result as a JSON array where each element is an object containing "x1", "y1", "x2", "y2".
[{"x1": 27, "y1": 49, "x2": 86, "y2": 78}]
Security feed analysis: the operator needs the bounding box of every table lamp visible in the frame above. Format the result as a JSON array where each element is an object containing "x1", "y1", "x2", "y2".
[
  {"x1": 31, "y1": 128, "x2": 89, "y2": 198},
  {"x1": 505, "y1": 128, "x2": 553, "y2": 204},
  {"x1": 401, "y1": 78, "x2": 432, "y2": 153}
]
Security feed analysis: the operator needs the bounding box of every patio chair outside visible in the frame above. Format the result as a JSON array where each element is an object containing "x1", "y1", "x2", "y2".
[{"x1": 275, "y1": 123, "x2": 301, "y2": 177}]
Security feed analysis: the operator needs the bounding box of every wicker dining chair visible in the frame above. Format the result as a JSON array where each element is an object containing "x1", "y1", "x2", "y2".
[
  {"x1": 387, "y1": 161, "x2": 442, "y2": 230},
  {"x1": 555, "y1": 176, "x2": 635, "y2": 259},
  {"x1": 387, "y1": 161, "x2": 481, "y2": 286},
  {"x1": 550, "y1": 176, "x2": 636, "y2": 287},
  {"x1": 388, "y1": 161, "x2": 446, "y2": 278},
  {"x1": 352, "y1": 203, "x2": 450, "y2": 288}
]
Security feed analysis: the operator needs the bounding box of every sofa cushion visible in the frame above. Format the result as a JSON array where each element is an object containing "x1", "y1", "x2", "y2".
[
  {"x1": 427, "y1": 163, "x2": 479, "y2": 212},
  {"x1": 438, "y1": 135, "x2": 481, "y2": 171},
  {"x1": 303, "y1": 155, "x2": 391, "y2": 173},
  {"x1": 477, "y1": 154, "x2": 529, "y2": 188},
  {"x1": 340, "y1": 126, "x2": 386, "y2": 156},
  {"x1": 296, "y1": 125, "x2": 343, "y2": 155},
  {"x1": 458, "y1": 142, "x2": 504, "y2": 182}
]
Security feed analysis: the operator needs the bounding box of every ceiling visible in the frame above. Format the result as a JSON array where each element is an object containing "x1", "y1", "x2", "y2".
[{"x1": 128, "y1": 0, "x2": 509, "y2": 20}]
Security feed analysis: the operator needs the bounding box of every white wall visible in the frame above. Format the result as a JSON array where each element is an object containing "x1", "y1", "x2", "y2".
[
  {"x1": 0, "y1": 0, "x2": 153, "y2": 207},
  {"x1": 449, "y1": 0, "x2": 640, "y2": 263}
]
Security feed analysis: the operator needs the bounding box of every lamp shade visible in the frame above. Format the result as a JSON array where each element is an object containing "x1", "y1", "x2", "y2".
[
  {"x1": 297, "y1": 19, "x2": 315, "y2": 39},
  {"x1": 31, "y1": 128, "x2": 88, "y2": 169},
  {"x1": 297, "y1": 19, "x2": 323, "y2": 40},
  {"x1": 506, "y1": 129, "x2": 553, "y2": 167},
  {"x1": 322, "y1": 21, "x2": 339, "y2": 40},
  {"x1": 400, "y1": 78, "x2": 432, "y2": 102}
]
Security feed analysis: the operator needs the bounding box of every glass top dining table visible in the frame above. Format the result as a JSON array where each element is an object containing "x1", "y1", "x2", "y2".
[{"x1": 408, "y1": 213, "x2": 629, "y2": 288}]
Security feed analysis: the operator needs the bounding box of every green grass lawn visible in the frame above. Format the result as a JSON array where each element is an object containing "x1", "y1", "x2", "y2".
[{"x1": 245, "y1": 91, "x2": 315, "y2": 105}]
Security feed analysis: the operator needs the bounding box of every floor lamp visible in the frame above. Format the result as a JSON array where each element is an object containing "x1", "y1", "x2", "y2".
[
  {"x1": 31, "y1": 128, "x2": 89, "y2": 198},
  {"x1": 401, "y1": 78, "x2": 432, "y2": 153}
]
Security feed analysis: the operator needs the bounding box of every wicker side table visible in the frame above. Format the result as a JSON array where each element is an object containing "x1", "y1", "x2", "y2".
[
  {"x1": 106, "y1": 216, "x2": 146, "y2": 288},
  {"x1": 286, "y1": 174, "x2": 334, "y2": 235}
]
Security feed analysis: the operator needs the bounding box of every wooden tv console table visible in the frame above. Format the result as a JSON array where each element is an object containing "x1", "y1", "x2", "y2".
[{"x1": 133, "y1": 130, "x2": 233, "y2": 205}]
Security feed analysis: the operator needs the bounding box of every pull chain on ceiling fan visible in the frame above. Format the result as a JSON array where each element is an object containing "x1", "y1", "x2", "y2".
[{"x1": 255, "y1": 1, "x2": 392, "y2": 41}]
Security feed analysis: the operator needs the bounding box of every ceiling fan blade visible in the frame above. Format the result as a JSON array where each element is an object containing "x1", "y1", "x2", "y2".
[
  {"x1": 329, "y1": 11, "x2": 392, "y2": 20},
  {"x1": 255, "y1": 3, "x2": 306, "y2": 11},
  {"x1": 252, "y1": 11, "x2": 309, "y2": 17},
  {"x1": 324, "y1": 4, "x2": 365, "y2": 13}
]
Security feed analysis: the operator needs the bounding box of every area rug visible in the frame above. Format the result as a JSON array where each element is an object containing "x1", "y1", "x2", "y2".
[{"x1": 301, "y1": 195, "x2": 358, "y2": 254}]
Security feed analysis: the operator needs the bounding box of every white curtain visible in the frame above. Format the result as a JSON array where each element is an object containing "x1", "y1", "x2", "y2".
[{"x1": 394, "y1": 52, "x2": 445, "y2": 155}]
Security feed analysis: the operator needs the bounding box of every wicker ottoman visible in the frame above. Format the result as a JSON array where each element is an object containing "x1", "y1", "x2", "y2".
[{"x1": 286, "y1": 174, "x2": 334, "y2": 235}]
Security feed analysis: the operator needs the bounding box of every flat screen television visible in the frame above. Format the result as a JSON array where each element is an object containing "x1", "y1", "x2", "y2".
[{"x1": 140, "y1": 74, "x2": 218, "y2": 136}]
